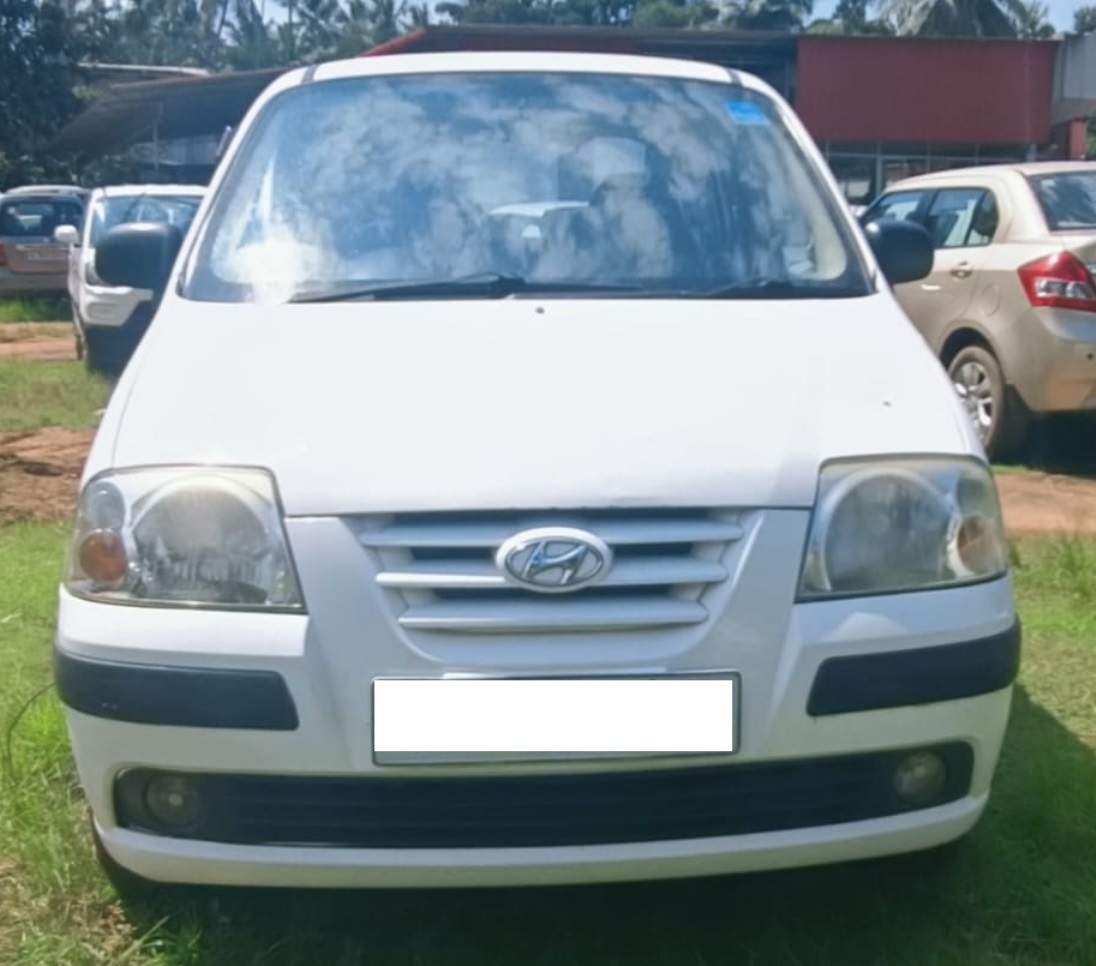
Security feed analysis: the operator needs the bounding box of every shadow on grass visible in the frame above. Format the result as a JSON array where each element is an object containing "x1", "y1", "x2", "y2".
[
  {"x1": 1014, "y1": 414, "x2": 1096, "y2": 476},
  {"x1": 116, "y1": 686, "x2": 1096, "y2": 966}
]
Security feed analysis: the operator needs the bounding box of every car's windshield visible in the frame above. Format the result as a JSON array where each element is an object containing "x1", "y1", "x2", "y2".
[
  {"x1": 184, "y1": 71, "x2": 871, "y2": 303},
  {"x1": 0, "y1": 198, "x2": 83, "y2": 239},
  {"x1": 1029, "y1": 172, "x2": 1096, "y2": 230},
  {"x1": 90, "y1": 194, "x2": 202, "y2": 246}
]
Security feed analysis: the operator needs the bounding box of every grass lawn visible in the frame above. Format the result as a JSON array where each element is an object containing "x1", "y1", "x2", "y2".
[
  {"x1": 0, "y1": 296, "x2": 70, "y2": 324},
  {"x1": 1, "y1": 525, "x2": 1095, "y2": 966},
  {"x1": 0, "y1": 360, "x2": 109, "y2": 433}
]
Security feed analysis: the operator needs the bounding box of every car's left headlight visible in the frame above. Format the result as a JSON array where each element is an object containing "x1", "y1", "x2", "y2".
[
  {"x1": 798, "y1": 457, "x2": 1008, "y2": 600},
  {"x1": 64, "y1": 466, "x2": 304, "y2": 611}
]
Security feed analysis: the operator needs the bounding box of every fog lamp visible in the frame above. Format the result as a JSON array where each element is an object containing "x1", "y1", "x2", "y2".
[
  {"x1": 893, "y1": 751, "x2": 947, "y2": 806},
  {"x1": 144, "y1": 775, "x2": 204, "y2": 829}
]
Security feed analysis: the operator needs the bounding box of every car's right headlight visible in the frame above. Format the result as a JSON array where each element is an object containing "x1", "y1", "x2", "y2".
[
  {"x1": 798, "y1": 457, "x2": 1009, "y2": 600},
  {"x1": 64, "y1": 466, "x2": 304, "y2": 611}
]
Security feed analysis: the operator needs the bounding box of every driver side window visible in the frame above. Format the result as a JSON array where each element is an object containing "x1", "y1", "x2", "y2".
[
  {"x1": 861, "y1": 190, "x2": 927, "y2": 227},
  {"x1": 924, "y1": 188, "x2": 998, "y2": 249}
]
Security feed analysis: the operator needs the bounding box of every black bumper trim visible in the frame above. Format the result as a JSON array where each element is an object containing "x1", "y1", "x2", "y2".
[
  {"x1": 54, "y1": 648, "x2": 299, "y2": 730},
  {"x1": 807, "y1": 620, "x2": 1021, "y2": 716},
  {"x1": 114, "y1": 742, "x2": 975, "y2": 848}
]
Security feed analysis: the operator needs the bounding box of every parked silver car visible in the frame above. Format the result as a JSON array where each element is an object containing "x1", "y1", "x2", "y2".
[
  {"x1": 862, "y1": 162, "x2": 1096, "y2": 459},
  {"x1": 0, "y1": 185, "x2": 87, "y2": 296}
]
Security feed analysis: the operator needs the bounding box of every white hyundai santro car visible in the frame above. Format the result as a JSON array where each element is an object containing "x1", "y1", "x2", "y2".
[{"x1": 56, "y1": 52, "x2": 1021, "y2": 892}]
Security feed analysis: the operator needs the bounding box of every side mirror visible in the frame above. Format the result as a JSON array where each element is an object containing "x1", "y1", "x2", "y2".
[
  {"x1": 862, "y1": 219, "x2": 934, "y2": 286},
  {"x1": 54, "y1": 224, "x2": 79, "y2": 246},
  {"x1": 95, "y1": 222, "x2": 183, "y2": 293}
]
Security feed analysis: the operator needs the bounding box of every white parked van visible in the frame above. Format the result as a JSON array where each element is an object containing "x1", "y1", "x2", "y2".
[
  {"x1": 55, "y1": 184, "x2": 205, "y2": 377},
  {"x1": 55, "y1": 52, "x2": 1019, "y2": 892}
]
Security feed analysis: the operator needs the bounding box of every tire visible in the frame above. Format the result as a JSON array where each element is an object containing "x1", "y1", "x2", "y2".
[{"x1": 946, "y1": 345, "x2": 1030, "y2": 462}]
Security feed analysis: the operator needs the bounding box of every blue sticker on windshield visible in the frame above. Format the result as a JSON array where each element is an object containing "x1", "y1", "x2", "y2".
[{"x1": 726, "y1": 100, "x2": 770, "y2": 126}]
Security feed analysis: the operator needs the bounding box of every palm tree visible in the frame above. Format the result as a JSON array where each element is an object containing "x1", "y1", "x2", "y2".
[
  {"x1": 224, "y1": 0, "x2": 283, "y2": 67},
  {"x1": 877, "y1": 0, "x2": 1019, "y2": 36},
  {"x1": 726, "y1": 0, "x2": 813, "y2": 31},
  {"x1": 1009, "y1": 0, "x2": 1054, "y2": 37}
]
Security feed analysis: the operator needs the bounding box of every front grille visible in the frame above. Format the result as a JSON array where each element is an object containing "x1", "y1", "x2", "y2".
[
  {"x1": 115, "y1": 743, "x2": 973, "y2": 849},
  {"x1": 359, "y1": 508, "x2": 744, "y2": 634}
]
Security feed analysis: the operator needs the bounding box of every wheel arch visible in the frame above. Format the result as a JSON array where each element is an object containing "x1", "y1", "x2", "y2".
[{"x1": 939, "y1": 325, "x2": 999, "y2": 370}]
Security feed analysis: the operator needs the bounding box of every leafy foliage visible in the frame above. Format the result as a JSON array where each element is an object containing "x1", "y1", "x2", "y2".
[
  {"x1": 1074, "y1": 3, "x2": 1096, "y2": 33},
  {"x1": 874, "y1": 0, "x2": 1054, "y2": 37},
  {"x1": 1009, "y1": 0, "x2": 1053, "y2": 38},
  {"x1": 0, "y1": 0, "x2": 83, "y2": 185}
]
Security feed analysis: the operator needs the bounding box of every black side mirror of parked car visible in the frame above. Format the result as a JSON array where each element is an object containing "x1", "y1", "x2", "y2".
[
  {"x1": 95, "y1": 222, "x2": 183, "y2": 296},
  {"x1": 861, "y1": 218, "x2": 934, "y2": 287}
]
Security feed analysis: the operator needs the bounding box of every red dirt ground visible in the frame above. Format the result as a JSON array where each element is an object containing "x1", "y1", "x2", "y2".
[{"x1": 0, "y1": 336, "x2": 76, "y2": 361}]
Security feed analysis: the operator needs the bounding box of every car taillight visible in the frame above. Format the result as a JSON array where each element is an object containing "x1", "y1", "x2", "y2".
[
  {"x1": 1018, "y1": 251, "x2": 1096, "y2": 312},
  {"x1": 0, "y1": 243, "x2": 6, "y2": 267}
]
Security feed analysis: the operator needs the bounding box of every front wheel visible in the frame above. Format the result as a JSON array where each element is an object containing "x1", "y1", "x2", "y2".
[{"x1": 947, "y1": 345, "x2": 1029, "y2": 461}]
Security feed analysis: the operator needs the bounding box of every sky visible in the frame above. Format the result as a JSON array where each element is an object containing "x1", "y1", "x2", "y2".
[{"x1": 811, "y1": 0, "x2": 1078, "y2": 30}]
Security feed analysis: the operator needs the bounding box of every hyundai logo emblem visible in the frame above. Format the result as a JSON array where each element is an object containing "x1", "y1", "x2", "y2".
[{"x1": 496, "y1": 527, "x2": 613, "y2": 594}]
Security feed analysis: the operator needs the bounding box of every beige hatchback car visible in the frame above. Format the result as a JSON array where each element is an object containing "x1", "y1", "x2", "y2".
[{"x1": 862, "y1": 162, "x2": 1096, "y2": 459}]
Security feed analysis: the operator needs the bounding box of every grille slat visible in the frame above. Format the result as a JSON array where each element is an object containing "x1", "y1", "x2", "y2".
[
  {"x1": 361, "y1": 508, "x2": 742, "y2": 635},
  {"x1": 360, "y1": 517, "x2": 743, "y2": 549},
  {"x1": 376, "y1": 556, "x2": 728, "y2": 591},
  {"x1": 397, "y1": 598, "x2": 708, "y2": 632}
]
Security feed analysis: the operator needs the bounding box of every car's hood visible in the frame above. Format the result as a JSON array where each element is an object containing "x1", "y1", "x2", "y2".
[{"x1": 101, "y1": 295, "x2": 975, "y2": 515}]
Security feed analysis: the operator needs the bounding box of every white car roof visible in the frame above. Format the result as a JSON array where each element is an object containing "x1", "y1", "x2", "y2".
[
  {"x1": 264, "y1": 50, "x2": 760, "y2": 100},
  {"x1": 91, "y1": 184, "x2": 206, "y2": 200},
  {"x1": 884, "y1": 161, "x2": 1096, "y2": 194},
  {"x1": 5, "y1": 184, "x2": 87, "y2": 196}
]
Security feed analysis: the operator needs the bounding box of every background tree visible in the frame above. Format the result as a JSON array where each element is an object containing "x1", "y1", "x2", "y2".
[
  {"x1": 877, "y1": 0, "x2": 1020, "y2": 36},
  {"x1": 724, "y1": 0, "x2": 812, "y2": 31},
  {"x1": 633, "y1": 0, "x2": 718, "y2": 27},
  {"x1": 808, "y1": 0, "x2": 893, "y2": 33},
  {"x1": 1074, "y1": 3, "x2": 1096, "y2": 32},
  {"x1": 1009, "y1": 0, "x2": 1053, "y2": 37},
  {"x1": 0, "y1": 0, "x2": 83, "y2": 185}
]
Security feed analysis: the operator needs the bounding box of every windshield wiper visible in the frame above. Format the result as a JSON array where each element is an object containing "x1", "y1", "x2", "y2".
[
  {"x1": 695, "y1": 278, "x2": 870, "y2": 299},
  {"x1": 289, "y1": 273, "x2": 644, "y2": 303}
]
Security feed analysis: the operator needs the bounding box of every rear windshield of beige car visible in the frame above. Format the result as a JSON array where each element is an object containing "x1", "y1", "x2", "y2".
[
  {"x1": 1030, "y1": 172, "x2": 1096, "y2": 230},
  {"x1": 183, "y1": 72, "x2": 872, "y2": 303},
  {"x1": 0, "y1": 199, "x2": 83, "y2": 239}
]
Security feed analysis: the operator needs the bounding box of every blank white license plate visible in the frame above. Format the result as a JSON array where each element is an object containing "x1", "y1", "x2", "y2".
[
  {"x1": 373, "y1": 676, "x2": 737, "y2": 764},
  {"x1": 25, "y1": 248, "x2": 65, "y2": 261}
]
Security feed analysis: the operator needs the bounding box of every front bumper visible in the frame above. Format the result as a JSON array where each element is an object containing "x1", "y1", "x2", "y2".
[
  {"x1": 56, "y1": 569, "x2": 1019, "y2": 887},
  {"x1": 94, "y1": 794, "x2": 990, "y2": 888},
  {"x1": 81, "y1": 301, "x2": 156, "y2": 378}
]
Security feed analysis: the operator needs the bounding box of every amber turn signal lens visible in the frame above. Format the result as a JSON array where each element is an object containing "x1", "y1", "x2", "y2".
[{"x1": 78, "y1": 529, "x2": 129, "y2": 587}]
